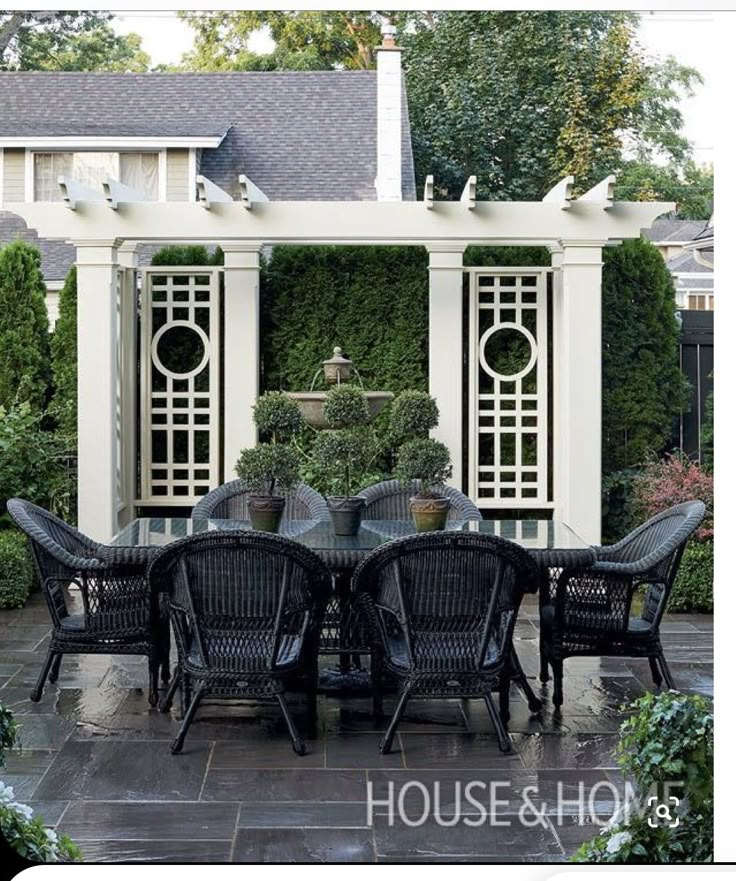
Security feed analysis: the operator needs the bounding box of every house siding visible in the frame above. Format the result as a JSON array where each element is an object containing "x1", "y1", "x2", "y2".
[
  {"x1": 3, "y1": 149, "x2": 26, "y2": 202},
  {"x1": 166, "y1": 148, "x2": 189, "y2": 201}
]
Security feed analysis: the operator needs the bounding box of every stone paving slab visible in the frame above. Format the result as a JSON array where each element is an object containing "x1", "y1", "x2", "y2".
[{"x1": 0, "y1": 598, "x2": 714, "y2": 863}]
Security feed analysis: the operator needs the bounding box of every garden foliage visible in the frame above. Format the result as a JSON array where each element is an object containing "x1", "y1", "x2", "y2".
[
  {"x1": 631, "y1": 455, "x2": 713, "y2": 539},
  {"x1": 0, "y1": 530, "x2": 34, "y2": 609},
  {"x1": 0, "y1": 240, "x2": 50, "y2": 410},
  {"x1": 574, "y1": 691, "x2": 713, "y2": 863},
  {"x1": 49, "y1": 265, "x2": 78, "y2": 436}
]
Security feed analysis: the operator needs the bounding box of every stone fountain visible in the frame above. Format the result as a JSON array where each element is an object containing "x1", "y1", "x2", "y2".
[{"x1": 285, "y1": 347, "x2": 393, "y2": 429}]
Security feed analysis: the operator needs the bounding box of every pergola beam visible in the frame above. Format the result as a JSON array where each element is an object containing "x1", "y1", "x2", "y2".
[
  {"x1": 543, "y1": 176, "x2": 574, "y2": 210},
  {"x1": 10, "y1": 197, "x2": 673, "y2": 246}
]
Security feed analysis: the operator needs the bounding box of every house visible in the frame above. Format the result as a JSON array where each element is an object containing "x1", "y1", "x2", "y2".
[
  {"x1": 643, "y1": 217, "x2": 714, "y2": 311},
  {"x1": 0, "y1": 59, "x2": 416, "y2": 322}
]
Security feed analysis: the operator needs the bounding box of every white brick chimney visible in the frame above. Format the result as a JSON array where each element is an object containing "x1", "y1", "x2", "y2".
[{"x1": 375, "y1": 23, "x2": 403, "y2": 202}]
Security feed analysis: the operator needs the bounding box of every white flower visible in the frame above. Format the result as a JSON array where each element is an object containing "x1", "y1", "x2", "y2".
[
  {"x1": 605, "y1": 830, "x2": 632, "y2": 855},
  {"x1": 0, "y1": 782, "x2": 16, "y2": 804},
  {"x1": 10, "y1": 801, "x2": 33, "y2": 820},
  {"x1": 45, "y1": 828, "x2": 58, "y2": 845}
]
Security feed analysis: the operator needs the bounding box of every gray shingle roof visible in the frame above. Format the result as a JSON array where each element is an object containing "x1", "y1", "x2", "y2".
[
  {"x1": 642, "y1": 218, "x2": 708, "y2": 244},
  {"x1": 0, "y1": 71, "x2": 416, "y2": 201},
  {"x1": 666, "y1": 251, "x2": 712, "y2": 274},
  {"x1": 0, "y1": 211, "x2": 75, "y2": 283}
]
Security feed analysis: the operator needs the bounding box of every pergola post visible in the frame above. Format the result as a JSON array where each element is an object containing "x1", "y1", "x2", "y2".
[
  {"x1": 117, "y1": 242, "x2": 138, "y2": 527},
  {"x1": 221, "y1": 243, "x2": 262, "y2": 476},
  {"x1": 427, "y1": 244, "x2": 466, "y2": 489},
  {"x1": 553, "y1": 240, "x2": 605, "y2": 544},
  {"x1": 75, "y1": 240, "x2": 120, "y2": 541}
]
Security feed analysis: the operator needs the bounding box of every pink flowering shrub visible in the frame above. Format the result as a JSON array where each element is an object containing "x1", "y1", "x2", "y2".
[{"x1": 631, "y1": 454, "x2": 713, "y2": 540}]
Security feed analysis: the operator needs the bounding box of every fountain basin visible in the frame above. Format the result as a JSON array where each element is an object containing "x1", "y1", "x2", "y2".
[{"x1": 285, "y1": 390, "x2": 394, "y2": 429}]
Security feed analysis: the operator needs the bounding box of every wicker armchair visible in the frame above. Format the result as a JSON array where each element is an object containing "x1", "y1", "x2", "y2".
[
  {"x1": 7, "y1": 499, "x2": 167, "y2": 705},
  {"x1": 539, "y1": 500, "x2": 706, "y2": 706},
  {"x1": 149, "y1": 530, "x2": 332, "y2": 755},
  {"x1": 357, "y1": 479, "x2": 481, "y2": 521},
  {"x1": 352, "y1": 531, "x2": 538, "y2": 753},
  {"x1": 192, "y1": 479, "x2": 328, "y2": 521}
]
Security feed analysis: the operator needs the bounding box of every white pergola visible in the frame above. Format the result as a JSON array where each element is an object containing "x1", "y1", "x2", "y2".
[{"x1": 11, "y1": 179, "x2": 671, "y2": 545}]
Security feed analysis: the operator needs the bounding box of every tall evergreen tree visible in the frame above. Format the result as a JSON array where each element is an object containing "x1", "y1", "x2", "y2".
[
  {"x1": 49, "y1": 265, "x2": 78, "y2": 436},
  {"x1": 602, "y1": 238, "x2": 689, "y2": 472},
  {"x1": 0, "y1": 241, "x2": 50, "y2": 409}
]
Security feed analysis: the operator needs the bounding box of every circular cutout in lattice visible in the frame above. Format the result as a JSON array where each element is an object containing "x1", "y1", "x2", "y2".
[
  {"x1": 152, "y1": 322, "x2": 209, "y2": 379},
  {"x1": 479, "y1": 323, "x2": 537, "y2": 382}
]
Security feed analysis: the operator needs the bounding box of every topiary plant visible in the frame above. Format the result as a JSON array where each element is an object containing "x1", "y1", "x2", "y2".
[
  {"x1": 0, "y1": 531, "x2": 34, "y2": 610},
  {"x1": 252, "y1": 392, "x2": 304, "y2": 443},
  {"x1": 311, "y1": 428, "x2": 377, "y2": 499},
  {"x1": 235, "y1": 443, "x2": 300, "y2": 498},
  {"x1": 395, "y1": 437, "x2": 452, "y2": 498},
  {"x1": 390, "y1": 390, "x2": 439, "y2": 441},
  {"x1": 323, "y1": 384, "x2": 370, "y2": 429}
]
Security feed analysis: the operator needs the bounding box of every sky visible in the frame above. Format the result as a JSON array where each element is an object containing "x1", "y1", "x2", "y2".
[{"x1": 112, "y1": 10, "x2": 715, "y2": 166}]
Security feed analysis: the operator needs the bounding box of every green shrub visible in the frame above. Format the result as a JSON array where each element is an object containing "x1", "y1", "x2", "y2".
[
  {"x1": 0, "y1": 240, "x2": 50, "y2": 411},
  {"x1": 0, "y1": 531, "x2": 34, "y2": 610},
  {"x1": 252, "y1": 392, "x2": 304, "y2": 442},
  {"x1": 390, "y1": 390, "x2": 439, "y2": 441},
  {"x1": 151, "y1": 244, "x2": 223, "y2": 266},
  {"x1": 49, "y1": 265, "x2": 78, "y2": 437},
  {"x1": 323, "y1": 385, "x2": 370, "y2": 429},
  {"x1": 669, "y1": 540, "x2": 713, "y2": 613},
  {"x1": 235, "y1": 443, "x2": 300, "y2": 497},
  {"x1": 574, "y1": 692, "x2": 713, "y2": 863},
  {"x1": 310, "y1": 428, "x2": 378, "y2": 498},
  {"x1": 0, "y1": 399, "x2": 76, "y2": 525},
  {"x1": 602, "y1": 468, "x2": 640, "y2": 543},
  {"x1": 0, "y1": 702, "x2": 81, "y2": 861},
  {"x1": 602, "y1": 239, "x2": 689, "y2": 473},
  {"x1": 395, "y1": 437, "x2": 452, "y2": 495}
]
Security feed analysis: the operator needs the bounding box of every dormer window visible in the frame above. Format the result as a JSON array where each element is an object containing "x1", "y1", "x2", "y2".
[{"x1": 33, "y1": 151, "x2": 159, "y2": 201}]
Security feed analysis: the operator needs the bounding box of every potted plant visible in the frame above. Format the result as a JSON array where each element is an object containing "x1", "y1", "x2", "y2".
[
  {"x1": 390, "y1": 391, "x2": 453, "y2": 532},
  {"x1": 234, "y1": 392, "x2": 304, "y2": 532},
  {"x1": 311, "y1": 384, "x2": 376, "y2": 535}
]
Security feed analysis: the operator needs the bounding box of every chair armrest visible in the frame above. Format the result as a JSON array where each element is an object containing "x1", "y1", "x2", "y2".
[{"x1": 97, "y1": 544, "x2": 158, "y2": 569}]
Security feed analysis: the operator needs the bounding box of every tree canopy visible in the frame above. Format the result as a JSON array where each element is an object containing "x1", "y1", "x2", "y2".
[
  {"x1": 0, "y1": 11, "x2": 149, "y2": 71},
  {"x1": 178, "y1": 10, "x2": 708, "y2": 216}
]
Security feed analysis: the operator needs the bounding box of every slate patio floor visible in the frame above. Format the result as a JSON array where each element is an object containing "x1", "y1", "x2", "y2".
[{"x1": 0, "y1": 592, "x2": 713, "y2": 863}]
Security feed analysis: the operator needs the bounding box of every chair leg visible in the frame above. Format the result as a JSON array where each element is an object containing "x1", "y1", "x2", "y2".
[
  {"x1": 30, "y1": 647, "x2": 57, "y2": 702},
  {"x1": 539, "y1": 645, "x2": 550, "y2": 683},
  {"x1": 160, "y1": 629, "x2": 171, "y2": 686},
  {"x1": 551, "y1": 659, "x2": 564, "y2": 708},
  {"x1": 170, "y1": 688, "x2": 203, "y2": 754},
  {"x1": 147, "y1": 651, "x2": 160, "y2": 708},
  {"x1": 276, "y1": 693, "x2": 307, "y2": 756},
  {"x1": 657, "y1": 651, "x2": 677, "y2": 690},
  {"x1": 371, "y1": 652, "x2": 384, "y2": 720},
  {"x1": 649, "y1": 655, "x2": 663, "y2": 687},
  {"x1": 499, "y1": 672, "x2": 511, "y2": 724},
  {"x1": 483, "y1": 693, "x2": 512, "y2": 754},
  {"x1": 48, "y1": 652, "x2": 62, "y2": 684},
  {"x1": 510, "y1": 647, "x2": 543, "y2": 713},
  {"x1": 159, "y1": 667, "x2": 180, "y2": 713},
  {"x1": 379, "y1": 686, "x2": 411, "y2": 754}
]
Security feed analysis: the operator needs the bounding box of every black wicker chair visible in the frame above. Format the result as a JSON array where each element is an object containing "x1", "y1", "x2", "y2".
[
  {"x1": 192, "y1": 479, "x2": 328, "y2": 521},
  {"x1": 149, "y1": 530, "x2": 332, "y2": 755},
  {"x1": 7, "y1": 498, "x2": 167, "y2": 705},
  {"x1": 352, "y1": 531, "x2": 538, "y2": 754},
  {"x1": 357, "y1": 479, "x2": 481, "y2": 521},
  {"x1": 539, "y1": 500, "x2": 706, "y2": 707}
]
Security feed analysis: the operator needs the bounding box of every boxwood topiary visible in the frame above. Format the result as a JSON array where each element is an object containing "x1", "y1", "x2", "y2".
[
  {"x1": 669, "y1": 539, "x2": 713, "y2": 613},
  {"x1": 395, "y1": 437, "x2": 452, "y2": 496},
  {"x1": 0, "y1": 531, "x2": 34, "y2": 609},
  {"x1": 252, "y1": 392, "x2": 304, "y2": 442},
  {"x1": 235, "y1": 443, "x2": 301, "y2": 497},
  {"x1": 323, "y1": 385, "x2": 370, "y2": 429},
  {"x1": 390, "y1": 390, "x2": 439, "y2": 441}
]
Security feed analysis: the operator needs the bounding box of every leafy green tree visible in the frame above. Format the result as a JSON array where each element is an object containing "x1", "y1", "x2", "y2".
[
  {"x1": 0, "y1": 12, "x2": 149, "y2": 71},
  {"x1": 602, "y1": 238, "x2": 689, "y2": 473},
  {"x1": 0, "y1": 241, "x2": 50, "y2": 410},
  {"x1": 49, "y1": 266, "x2": 78, "y2": 437},
  {"x1": 178, "y1": 11, "x2": 382, "y2": 71},
  {"x1": 616, "y1": 160, "x2": 713, "y2": 220}
]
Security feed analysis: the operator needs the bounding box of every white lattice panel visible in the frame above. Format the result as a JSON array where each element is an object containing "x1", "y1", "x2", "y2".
[
  {"x1": 139, "y1": 268, "x2": 221, "y2": 505},
  {"x1": 468, "y1": 268, "x2": 552, "y2": 508}
]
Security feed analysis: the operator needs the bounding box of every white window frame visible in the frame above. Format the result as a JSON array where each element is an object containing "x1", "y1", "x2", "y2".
[{"x1": 27, "y1": 148, "x2": 165, "y2": 202}]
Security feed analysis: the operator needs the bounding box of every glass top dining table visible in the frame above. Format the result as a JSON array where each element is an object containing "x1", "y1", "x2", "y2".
[{"x1": 108, "y1": 516, "x2": 594, "y2": 571}]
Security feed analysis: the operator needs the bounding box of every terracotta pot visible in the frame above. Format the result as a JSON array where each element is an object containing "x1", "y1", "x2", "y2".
[
  {"x1": 247, "y1": 496, "x2": 286, "y2": 533},
  {"x1": 409, "y1": 496, "x2": 450, "y2": 533},
  {"x1": 326, "y1": 496, "x2": 366, "y2": 536}
]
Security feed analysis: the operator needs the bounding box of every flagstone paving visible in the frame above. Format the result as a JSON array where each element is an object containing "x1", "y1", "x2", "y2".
[{"x1": 0, "y1": 593, "x2": 713, "y2": 863}]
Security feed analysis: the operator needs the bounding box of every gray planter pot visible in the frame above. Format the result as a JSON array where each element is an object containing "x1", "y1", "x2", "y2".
[
  {"x1": 326, "y1": 496, "x2": 366, "y2": 536},
  {"x1": 247, "y1": 496, "x2": 286, "y2": 533},
  {"x1": 409, "y1": 496, "x2": 450, "y2": 532}
]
